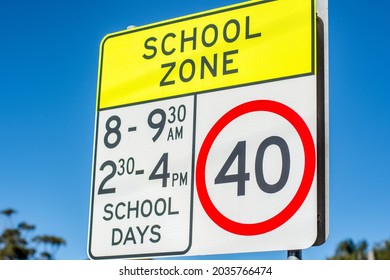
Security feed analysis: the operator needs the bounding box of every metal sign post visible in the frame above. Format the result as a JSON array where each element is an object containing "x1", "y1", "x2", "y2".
[{"x1": 287, "y1": 250, "x2": 302, "y2": 260}]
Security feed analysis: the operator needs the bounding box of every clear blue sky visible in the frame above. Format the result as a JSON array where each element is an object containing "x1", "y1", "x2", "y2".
[{"x1": 0, "y1": 0, "x2": 389, "y2": 260}]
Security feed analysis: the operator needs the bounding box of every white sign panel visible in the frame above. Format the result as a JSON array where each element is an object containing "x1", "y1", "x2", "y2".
[
  {"x1": 191, "y1": 76, "x2": 317, "y2": 255},
  {"x1": 88, "y1": 0, "x2": 327, "y2": 259}
]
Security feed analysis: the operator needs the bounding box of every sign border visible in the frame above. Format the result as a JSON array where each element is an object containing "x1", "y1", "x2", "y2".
[{"x1": 88, "y1": 0, "x2": 320, "y2": 259}]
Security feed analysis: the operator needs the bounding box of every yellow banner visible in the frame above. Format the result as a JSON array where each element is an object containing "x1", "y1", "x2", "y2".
[{"x1": 97, "y1": 0, "x2": 315, "y2": 110}]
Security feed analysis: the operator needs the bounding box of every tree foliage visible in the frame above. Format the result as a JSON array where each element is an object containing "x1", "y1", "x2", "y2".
[
  {"x1": 0, "y1": 208, "x2": 66, "y2": 260},
  {"x1": 373, "y1": 239, "x2": 390, "y2": 260},
  {"x1": 328, "y1": 238, "x2": 390, "y2": 260},
  {"x1": 327, "y1": 238, "x2": 368, "y2": 260}
]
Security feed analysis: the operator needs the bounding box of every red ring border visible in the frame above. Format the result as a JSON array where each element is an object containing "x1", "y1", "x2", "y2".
[{"x1": 196, "y1": 100, "x2": 316, "y2": 236}]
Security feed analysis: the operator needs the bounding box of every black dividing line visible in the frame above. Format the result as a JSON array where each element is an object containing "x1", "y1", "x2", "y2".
[
  {"x1": 128, "y1": 126, "x2": 137, "y2": 132},
  {"x1": 135, "y1": 170, "x2": 144, "y2": 175}
]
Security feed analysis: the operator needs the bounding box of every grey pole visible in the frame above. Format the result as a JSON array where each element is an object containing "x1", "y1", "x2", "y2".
[{"x1": 287, "y1": 250, "x2": 302, "y2": 260}]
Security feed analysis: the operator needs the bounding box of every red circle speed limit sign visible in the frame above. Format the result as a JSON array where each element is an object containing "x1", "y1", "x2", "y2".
[{"x1": 196, "y1": 100, "x2": 316, "y2": 236}]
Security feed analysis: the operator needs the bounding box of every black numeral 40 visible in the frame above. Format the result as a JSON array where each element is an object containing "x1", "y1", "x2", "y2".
[{"x1": 215, "y1": 136, "x2": 290, "y2": 196}]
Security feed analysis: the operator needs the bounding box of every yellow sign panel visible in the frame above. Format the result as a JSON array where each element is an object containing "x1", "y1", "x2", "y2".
[{"x1": 97, "y1": 0, "x2": 315, "y2": 110}]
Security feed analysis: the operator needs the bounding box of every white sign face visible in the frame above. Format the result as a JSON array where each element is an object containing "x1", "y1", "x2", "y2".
[
  {"x1": 90, "y1": 96, "x2": 194, "y2": 258},
  {"x1": 88, "y1": 0, "x2": 326, "y2": 259},
  {"x1": 190, "y1": 76, "x2": 317, "y2": 255}
]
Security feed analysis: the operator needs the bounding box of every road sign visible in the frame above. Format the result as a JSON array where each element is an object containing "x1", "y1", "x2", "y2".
[{"x1": 88, "y1": 0, "x2": 328, "y2": 259}]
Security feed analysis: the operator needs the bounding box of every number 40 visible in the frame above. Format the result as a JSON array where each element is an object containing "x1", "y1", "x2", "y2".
[{"x1": 215, "y1": 136, "x2": 290, "y2": 196}]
